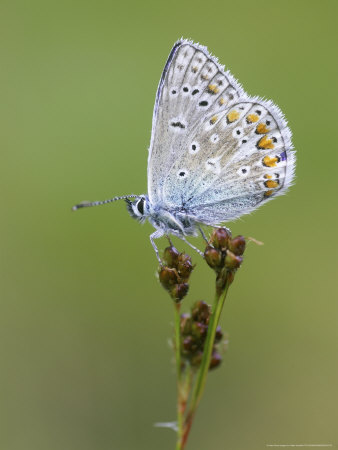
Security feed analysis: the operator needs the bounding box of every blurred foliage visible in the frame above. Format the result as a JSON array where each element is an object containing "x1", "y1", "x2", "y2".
[{"x1": 0, "y1": 0, "x2": 337, "y2": 449}]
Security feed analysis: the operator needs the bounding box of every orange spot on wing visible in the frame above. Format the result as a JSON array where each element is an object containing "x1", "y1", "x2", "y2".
[
  {"x1": 256, "y1": 123, "x2": 270, "y2": 134},
  {"x1": 227, "y1": 110, "x2": 240, "y2": 123},
  {"x1": 264, "y1": 174, "x2": 272, "y2": 179},
  {"x1": 219, "y1": 97, "x2": 225, "y2": 105},
  {"x1": 263, "y1": 156, "x2": 279, "y2": 167},
  {"x1": 257, "y1": 135, "x2": 274, "y2": 149},
  {"x1": 207, "y1": 84, "x2": 219, "y2": 94},
  {"x1": 210, "y1": 115, "x2": 218, "y2": 124},
  {"x1": 246, "y1": 113, "x2": 259, "y2": 123},
  {"x1": 264, "y1": 180, "x2": 279, "y2": 188},
  {"x1": 264, "y1": 190, "x2": 274, "y2": 197}
]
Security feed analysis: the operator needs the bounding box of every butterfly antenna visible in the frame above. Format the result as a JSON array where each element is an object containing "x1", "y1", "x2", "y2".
[{"x1": 72, "y1": 195, "x2": 139, "y2": 211}]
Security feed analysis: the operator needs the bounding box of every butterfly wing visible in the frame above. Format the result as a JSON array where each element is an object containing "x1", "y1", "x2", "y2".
[
  {"x1": 147, "y1": 39, "x2": 244, "y2": 204},
  {"x1": 162, "y1": 98, "x2": 295, "y2": 224}
]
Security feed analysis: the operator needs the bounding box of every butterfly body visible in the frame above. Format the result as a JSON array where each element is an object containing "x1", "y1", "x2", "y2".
[
  {"x1": 73, "y1": 39, "x2": 296, "y2": 261},
  {"x1": 126, "y1": 196, "x2": 199, "y2": 236}
]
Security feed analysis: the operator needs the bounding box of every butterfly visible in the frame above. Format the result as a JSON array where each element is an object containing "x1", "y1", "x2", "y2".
[{"x1": 73, "y1": 39, "x2": 296, "y2": 261}]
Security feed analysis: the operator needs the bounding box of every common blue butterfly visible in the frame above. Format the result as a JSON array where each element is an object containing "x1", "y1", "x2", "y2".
[{"x1": 73, "y1": 39, "x2": 296, "y2": 261}]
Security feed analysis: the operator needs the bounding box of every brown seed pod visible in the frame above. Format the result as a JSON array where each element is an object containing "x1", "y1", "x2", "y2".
[
  {"x1": 170, "y1": 283, "x2": 189, "y2": 302},
  {"x1": 211, "y1": 228, "x2": 231, "y2": 250},
  {"x1": 209, "y1": 352, "x2": 222, "y2": 370},
  {"x1": 177, "y1": 253, "x2": 193, "y2": 279},
  {"x1": 224, "y1": 250, "x2": 243, "y2": 270},
  {"x1": 158, "y1": 267, "x2": 179, "y2": 290},
  {"x1": 163, "y1": 246, "x2": 180, "y2": 267},
  {"x1": 204, "y1": 245, "x2": 223, "y2": 269},
  {"x1": 228, "y1": 236, "x2": 246, "y2": 256}
]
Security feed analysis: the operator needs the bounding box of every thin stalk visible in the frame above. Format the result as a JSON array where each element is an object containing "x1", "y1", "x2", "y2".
[
  {"x1": 181, "y1": 275, "x2": 231, "y2": 448},
  {"x1": 174, "y1": 303, "x2": 183, "y2": 450}
]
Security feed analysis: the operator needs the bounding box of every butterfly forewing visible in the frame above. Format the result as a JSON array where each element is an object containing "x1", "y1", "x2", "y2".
[{"x1": 147, "y1": 39, "x2": 244, "y2": 204}]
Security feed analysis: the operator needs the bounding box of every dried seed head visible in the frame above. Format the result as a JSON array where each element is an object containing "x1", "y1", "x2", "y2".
[
  {"x1": 180, "y1": 313, "x2": 192, "y2": 335},
  {"x1": 159, "y1": 247, "x2": 194, "y2": 302},
  {"x1": 171, "y1": 283, "x2": 189, "y2": 302},
  {"x1": 209, "y1": 352, "x2": 222, "y2": 370},
  {"x1": 215, "y1": 325, "x2": 223, "y2": 343},
  {"x1": 224, "y1": 251, "x2": 243, "y2": 270},
  {"x1": 177, "y1": 253, "x2": 193, "y2": 278},
  {"x1": 211, "y1": 228, "x2": 231, "y2": 250},
  {"x1": 178, "y1": 300, "x2": 225, "y2": 371},
  {"x1": 204, "y1": 245, "x2": 223, "y2": 269},
  {"x1": 182, "y1": 335, "x2": 194, "y2": 351},
  {"x1": 190, "y1": 351, "x2": 203, "y2": 367},
  {"x1": 159, "y1": 267, "x2": 179, "y2": 290},
  {"x1": 228, "y1": 235, "x2": 246, "y2": 256},
  {"x1": 163, "y1": 246, "x2": 180, "y2": 267},
  {"x1": 191, "y1": 300, "x2": 210, "y2": 324},
  {"x1": 191, "y1": 321, "x2": 208, "y2": 340}
]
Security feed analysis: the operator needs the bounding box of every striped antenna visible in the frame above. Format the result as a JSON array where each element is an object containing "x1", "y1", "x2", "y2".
[{"x1": 72, "y1": 195, "x2": 139, "y2": 211}]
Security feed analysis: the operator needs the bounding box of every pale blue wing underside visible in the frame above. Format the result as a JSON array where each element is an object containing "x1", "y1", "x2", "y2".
[
  {"x1": 147, "y1": 39, "x2": 244, "y2": 204},
  {"x1": 147, "y1": 39, "x2": 295, "y2": 225}
]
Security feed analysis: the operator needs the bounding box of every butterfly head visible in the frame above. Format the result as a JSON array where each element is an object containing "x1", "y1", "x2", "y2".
[{"x1": 125, "y1": 195, "x2": 149, "y2": 223}]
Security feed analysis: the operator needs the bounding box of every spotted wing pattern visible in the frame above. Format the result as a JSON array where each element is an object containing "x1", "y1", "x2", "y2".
[
  {"x1": 163, "y1": 99, "x2": 295, "y2": 223},
  {"x1": 147, "y1": 39, "x2": 295, "y2": 225},
  {"x1": 147, "y1": 39, "x2": 244, "y2": 204}
]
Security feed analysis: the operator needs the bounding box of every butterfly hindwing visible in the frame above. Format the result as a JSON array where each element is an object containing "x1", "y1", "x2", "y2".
[{"x1": 162, "y1": 98, "x2": 295, "y2": 223}]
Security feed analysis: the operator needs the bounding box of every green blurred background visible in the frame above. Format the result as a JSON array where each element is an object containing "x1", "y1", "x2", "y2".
[{"x1": 1, "y1": 0, "x2": 337, "y2": 449}]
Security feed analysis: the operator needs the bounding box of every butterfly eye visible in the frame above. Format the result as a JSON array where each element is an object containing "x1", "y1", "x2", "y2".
[{"x1": 137, "y1": 198, "x2": 145, "y2": 215}]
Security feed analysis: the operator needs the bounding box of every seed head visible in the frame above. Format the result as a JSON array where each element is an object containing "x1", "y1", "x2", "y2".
[
  {"x1": 210, "y1": 228, "x2": 231, "y2": 250},
  {"x1": 158, "y1": 246, "x2": 194, "y2": 302},
  {"x1": 179, "y1": 300, "x2": 226, "y2": 372},
  {"x1": 228, "y1": 235, "x2": 246, "y2": 256}
]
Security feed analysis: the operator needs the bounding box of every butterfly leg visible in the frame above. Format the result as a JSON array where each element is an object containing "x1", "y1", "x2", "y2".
[
  {"x1": 198, "y1": 225, "x2": 209, "y2": 244},
  {"x1": 179, "y1": 236, "x2": 204, "y2": 257},
  {"x1": 166, "y1": 235, "x2": 174, "y2": 247},
  {"x1": 150, "y1": 230, "x2": 164, "y2": 263}
]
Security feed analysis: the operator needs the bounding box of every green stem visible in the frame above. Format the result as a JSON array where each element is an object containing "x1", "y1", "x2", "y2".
[
  {"x1": 181, "y1": 274, "x2": 231, "y2": 448},
  {"x1": 174, "y1": 303, "x2": 183, "y2": 450}
]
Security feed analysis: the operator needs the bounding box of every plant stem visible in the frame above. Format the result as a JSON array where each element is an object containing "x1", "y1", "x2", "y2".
[
  {"x1": 174, "y1": 303, "x2": 183, "y2": 450},
  {"x1": 181, "y1": 275, "x2": 231, "y2": 448}
]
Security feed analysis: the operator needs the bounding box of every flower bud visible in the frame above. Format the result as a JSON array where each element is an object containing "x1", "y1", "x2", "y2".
[
  {"x1": 204, "y1": 246, "x2": 223, "y2": 269},
  {"x1": 182, "y1": 335, "x2": 194, "y2": 351},
  {"x1": 228, "y1": 235, "x2": 246, "y2": 256},
  {"x1": 215, "y1": 325, "x2": 223, "y2": 343},
  {"x1": 191, "y1": 300, "x2": 210, "y2": 324},
  {"x1": 190, "y1": 351, "x2": 203, "y2": 367},
  {"x1": 170, "y1": 283, "x2": 189, "y2": 302},
  {"x1": 177, "y1": 253, "x2": 193, "y2": 279},
  {"x1": 224, "y1": 250, "x2": 243, "y2": 270},
  {"x1": 163, "y1": 246, "x2": 180, "y2": 267},
  {"x1": 159, "y1": 267, "x2": 179, "y2": 290},
  {"x1": 191, "y1": 321, "x2": 207, "y2": 341},
  {"x1": 180, "y1": 313, "x2": 192, "y2": 335},
  {"x1": 209, "y1": 352, "x2": 222, "y2": 370},
  {"x1": 211, "y1": 228, "x2": 231, "y2": 250}
]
